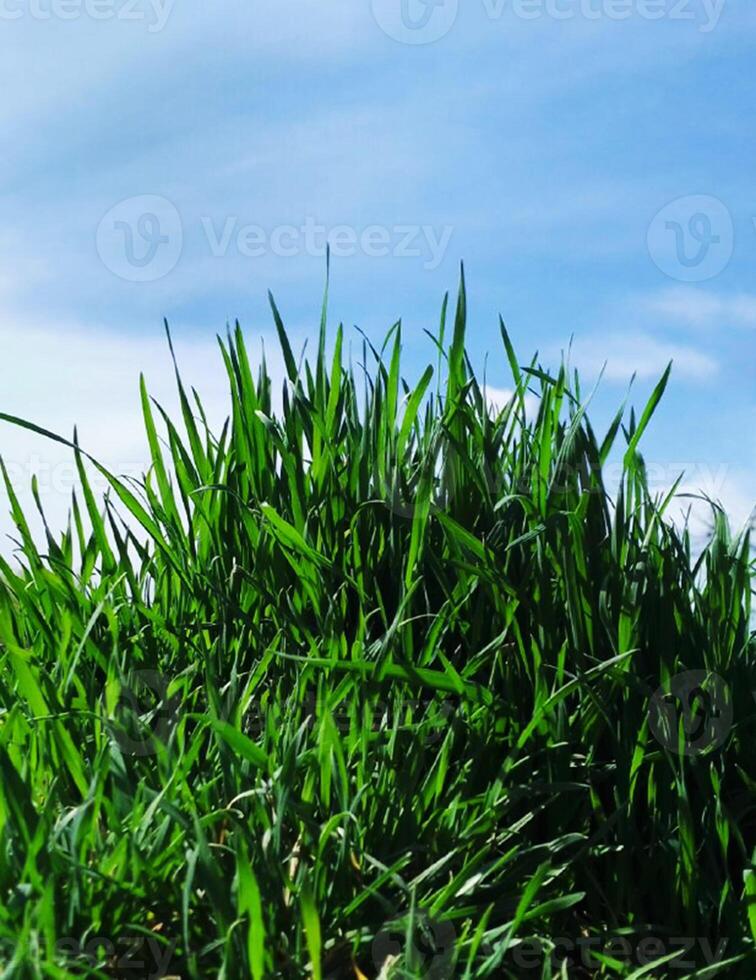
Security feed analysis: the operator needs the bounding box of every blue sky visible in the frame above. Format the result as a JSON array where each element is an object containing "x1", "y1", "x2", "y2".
[{"x1": 1, "y1": 0, "x2": 754, "y2": 539}]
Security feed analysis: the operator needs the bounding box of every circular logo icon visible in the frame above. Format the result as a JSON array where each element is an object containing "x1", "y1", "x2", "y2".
[
  {"x1": 110, "y1": 669, "x2": 179, "y2": 757},
  {"x1": 647, "y1": 195, "x2": 733, "y2": 282},
  {"x1": 371, "y1": 0, "x2": 459, "y2": 45},
  {"x1": 373, "y1": 914, "x2": 455, "y2": 977},
  {"x1": 648, "y1": 670, "x2": 732, "y2": 756},
  {"x1": 97, "y1": 194, "x2": 183, "y2": 282}
]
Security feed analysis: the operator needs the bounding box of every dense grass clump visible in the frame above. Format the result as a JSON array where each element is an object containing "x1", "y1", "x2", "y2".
[{"x1": 0, "y1": 273, "x2": 754, "y2": 978}]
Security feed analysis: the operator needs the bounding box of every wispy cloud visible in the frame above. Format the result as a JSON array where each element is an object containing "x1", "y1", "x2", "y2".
[
  {"x1": 0, "y1": 315, "x2": 283, "y2": 549},
  {"x1": 662, "y1": 467, "x2": 755, "y2": 543},
  {"x1": 484, "y1": 385, "x2": 540, "y2": 418},
  {"x1": 562, "y1": 332, "x2": 718, "y2": 383},
  {"x1": 644, "y1": 287, "x2": 756, "y2": 328},
  {"x1": 1, "y1": 0, "x2": 754, "y2": 542}
]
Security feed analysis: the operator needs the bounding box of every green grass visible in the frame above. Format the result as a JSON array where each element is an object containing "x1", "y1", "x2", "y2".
[{"x1": 0, "y1": 270, "x2": 754, "y2": 978}]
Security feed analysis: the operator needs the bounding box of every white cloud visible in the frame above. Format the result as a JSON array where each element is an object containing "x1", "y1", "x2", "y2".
[
  {"x1": 662, "y1": 468, "x2": 755, "y2": 544},
  {"x1": 600, "y1": 459, "x2": 754, "y2": 549},
  {"x1": 484, "y1": 385, "x2": 540, "y2": 418},
  {"x1": 563, "y1": 332, "x2": 718, "y2": 383},
  {"x1": 0, "y1": 316, "x2": 283, "y2": 552},
  {"x1": 0, "y1": 3, "x2": 370, "y2": 132},
  {"x1": 645, "y1": 288, "x2": 756, "y2": 328}
]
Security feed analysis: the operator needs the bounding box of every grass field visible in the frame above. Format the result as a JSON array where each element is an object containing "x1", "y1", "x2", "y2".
[{"x1": 0, "y1": 272, "x2": 754, "y2": 978}]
